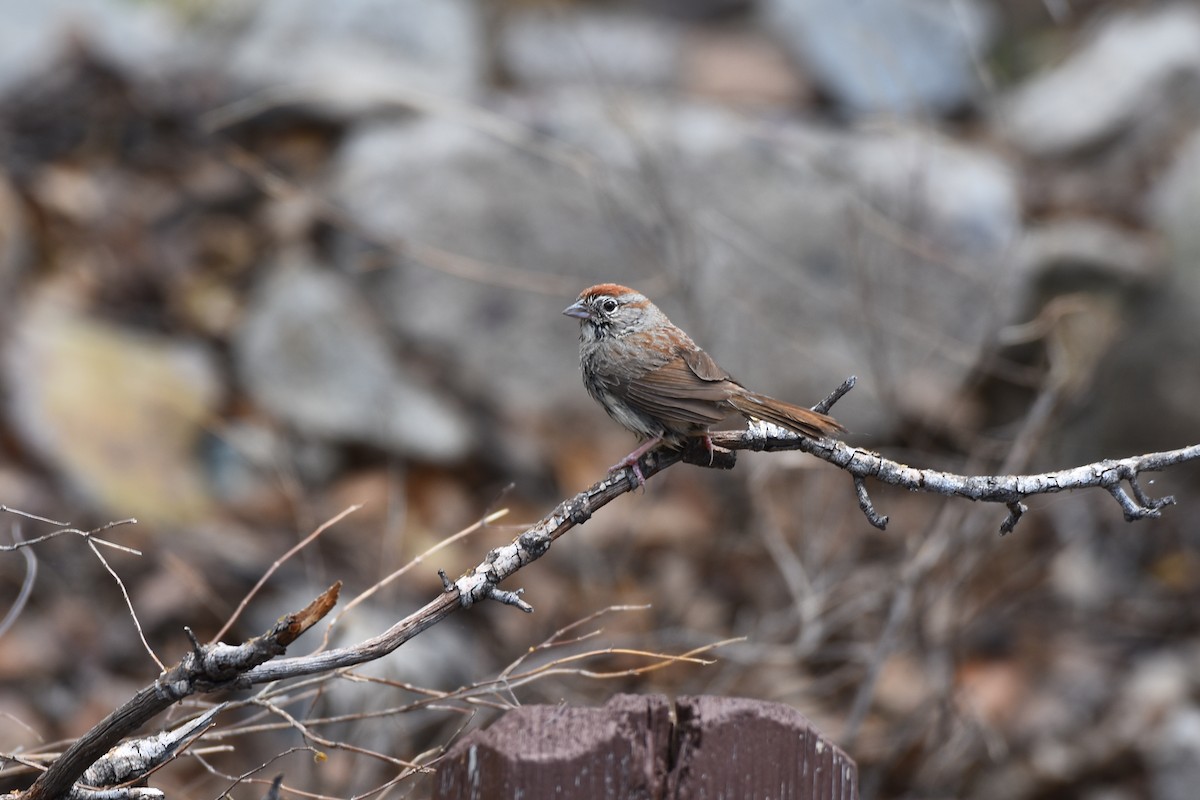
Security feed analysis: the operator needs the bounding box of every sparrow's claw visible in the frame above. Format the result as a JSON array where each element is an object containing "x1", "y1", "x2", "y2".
[{"x1": 605, "y1": 435, "x2": 663, "y2": 490}]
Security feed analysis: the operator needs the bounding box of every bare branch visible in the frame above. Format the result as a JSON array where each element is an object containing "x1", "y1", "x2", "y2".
[
  {"x1": 87, "y1": 540, "x2": 163, "y2": 672},
  {"x1": 247, "y1": 698, "x2": 427, "y2": 773},
  {"x1": 0, "y1": 506, "x2": 68, "y2": 526},
  {"x1": 689, "y1": 378, "x2": 1196, "y2": 532},
  {"x1": 80, "y1": 705, "x2": 224, "y2": 789},
  {"x1": 211, "y1": 505, "x2": 361, "y2": 645},
  {"x1": 323, "y1": 508, "x2": 509, "y2": 647},
  {"x1": 67, "y1": 788, "x2": 163, "y2": 800},
  {"x1": 21, "y1": 583, "x2": 341, "y2": 800},
  {"x1": 765, "y1": 436, "x2": 1195, "y2": 533},
  {"x1": 194, "y1": 748, "x2": 320, "y2": 800},
  {"x1": 852, "y1": 476, "x2": 889, "y2": 530},
  {"x1": 812, "y1": 375, "x2": 858, "y2": 415},
  {"x1": 1000, "y1": 501, "x2": 1028, "y2": 535},
  {"x1": 0, "y1": 517, "x2": 140, "y2": 554},
  {"x1": 0, "y1": 528, "x2": 37, "y2": 640}
]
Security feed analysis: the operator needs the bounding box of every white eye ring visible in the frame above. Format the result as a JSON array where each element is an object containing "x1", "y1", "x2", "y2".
[{"x1": 601, "y1": 299, "x2": 618, "y2": 313}]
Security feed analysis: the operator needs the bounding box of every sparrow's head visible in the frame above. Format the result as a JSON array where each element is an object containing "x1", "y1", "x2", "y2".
[{"x1": 562, "y1": 283, "x2": 656, "y2": 341}]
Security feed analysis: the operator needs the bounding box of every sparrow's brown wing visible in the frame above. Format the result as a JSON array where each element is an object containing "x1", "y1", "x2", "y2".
[
  {"x1": 619, "y1": 350, "x2": 733, "y2": 428},
  {"x1": 681, "y1": 345, "x2": 731, "y2": 382}
]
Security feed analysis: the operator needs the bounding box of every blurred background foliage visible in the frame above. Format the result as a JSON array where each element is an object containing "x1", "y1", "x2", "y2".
[{"x1": 1, "y1": 0, "x2": 1199, "y2": 797}]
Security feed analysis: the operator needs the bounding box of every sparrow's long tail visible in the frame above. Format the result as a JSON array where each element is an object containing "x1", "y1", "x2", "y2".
[{"x1": 728, "y1": 389, "x2": 846, "y2": 439}]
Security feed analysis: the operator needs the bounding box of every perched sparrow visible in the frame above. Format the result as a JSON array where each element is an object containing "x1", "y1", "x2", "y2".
[{"x1": 563, "y1": 283, "x2": 844, "y2": 485}]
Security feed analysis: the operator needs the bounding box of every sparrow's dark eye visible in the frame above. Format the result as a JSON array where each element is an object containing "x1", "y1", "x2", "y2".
[{"x1": 601, "y1": 299, "x2": 618, "y2": 314}]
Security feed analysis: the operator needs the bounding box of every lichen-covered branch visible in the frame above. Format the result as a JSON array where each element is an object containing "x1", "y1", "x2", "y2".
[
  {"x1": 710, "y1": 413, "x2": 1195, "y2": 532},
  {"x1": 17, "y1": 583, "x2": 340, "y2": 800}
]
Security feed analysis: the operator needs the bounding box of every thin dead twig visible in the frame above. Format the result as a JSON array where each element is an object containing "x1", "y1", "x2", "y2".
[
  {"x1": 87, "y1": 540, "x2": 164, "y2": 672},
  {"x1": 247, "y1": 698, "x2": 427, "y2": 774},
  {"x1": 0, "y1": 527, "x2": 37, "y2": 640},
  {"x1": 0, "y1": 515, "x2": 140, "y2": 555},
  {"x1": 320, "y1": 508, "x2": 509, "y2": 650},
  {"x1": 212, "y1": 505, "x2": 361, "y2": 645}
]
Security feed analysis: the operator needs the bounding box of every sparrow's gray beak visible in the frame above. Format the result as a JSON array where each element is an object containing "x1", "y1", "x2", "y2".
[{"x1": 562, "y1": 301, "x2": 590, "y2": 320}]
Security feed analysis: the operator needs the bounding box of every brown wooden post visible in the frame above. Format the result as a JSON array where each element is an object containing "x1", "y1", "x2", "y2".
[
  {"x1": 433, "y1": 694, "x2": 672, "y2": 799},
  {"x1": 668, "y1": 696, "x2": 857, "y2": 800},
  {"x1": 433, "y1": 694, "x2": 857, "y2": 799}
]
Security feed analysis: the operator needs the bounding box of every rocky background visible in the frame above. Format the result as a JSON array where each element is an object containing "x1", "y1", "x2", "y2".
[{"x1": 1, "y1": 0, "x2": 1200, "y2": 798}]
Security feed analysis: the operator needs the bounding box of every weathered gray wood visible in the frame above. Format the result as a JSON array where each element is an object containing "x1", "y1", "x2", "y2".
[{"x1": 433, "y1": 695, "x2": 857, "y2": 800}]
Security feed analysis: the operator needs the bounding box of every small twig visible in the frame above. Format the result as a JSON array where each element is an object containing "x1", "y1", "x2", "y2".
[
  {"x1": 0, "y1": 527, "x2": 37, "y2": 640},
  {"x1": 539, "y1": 605, "x2": 651, "y2": 650},
  {"x1": 482, "y1": 585, "x2": 533, "y2": 612},
  {"x1": 813, "y1": 375, "x2": 857, "y2": 415},
  {"x1": 488, "y1": 638, "x2": 743, "y2": 692},
  {"x1": 852, "y1": 476, "x2": 889, "y2": 530},
  {"x1": 0, "y1": 506, "x2": 68, "y2": 527},
  {"x1": 1000, "y1": 501, "x2": 1028, "y2": 535},
  {"x1": 87, "y1": 539, "x2": 163, "y2": 672},
  {"x1": 211, "y1": 505, "x2": 360, "y2": 644},
  {"x1": 249, "y1": 698, "x2": 426, "y2": 772},
  {"x1": 322, "y1": 508, "x2": 508, "y2": 649},
  {"x1": 195, "y1": 747, "x2": 318, "y2": 800},
  {"x1": 0, "y1": 518, "x2": 140, "y2": 554}
]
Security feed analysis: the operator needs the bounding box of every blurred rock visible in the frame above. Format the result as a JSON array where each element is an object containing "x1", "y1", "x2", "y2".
[
  {"x1": 1130, "y1": 654, "x2": 1200, "y2": 800},
  {"x1": 235, "y1": 258, "x2": 472, "y2": 463},
  {"x1": 1016, "y1": 218, "x2": 1163, "y2": 288},
  {"x1": 643, "y1": 0, "x2": 755, "y2": 20},
  {"x1": 1149, "y1": 708, "x2": 1200, "y2": 800},
  {"x1": 831, "y1": 124, "x2": 1019, "y2": 255},
  {"x1": 0, "y1": 0, "x2": 180, "y2": 95},
  {"x1": 500, "y1": 9, "x2": 682, "y2": 91},
  {"x1": 201, "y1": 420, "x2": 316, "y2": 522},
  {"x1": 328, "y1": 112, "x2": 646, "y2": 425},
  {"x1": 875, "y1": 654, "x2": 933, "y2": 717},
  {"x1": 1050, "y1": 536, "x2": 1113, "y2": 610},
  {"x1": 1041, "y1": 126, "x2": 1200, "y2": 458},
  {"x1": 730, "y1": 121, "x2": 1022, "y2": 430},
  {"x1": 762, "y1": 0, "x2": 994, "y2": 116},
  {"x1": 956, "y1": 657, "x2": 1029, "y2": 730},
  {"x1": 28, "y1": 163, "x2": 108, "y2": 224},
  {"x1": 1121, "y1": 653, "x2": 1192, "y2": 733},
  {"x1": 1051, "y1": 286, "x2": 1200, "y2": 463},
  {"x1": 1001, "y1": 5, "x2": 1200, "y2": 158},
  {"x1": 224, "y1": 0, "x2": 483, "y2": 114},
  {"x1": 330, "y1": 102, "x2": 1021, "y2": 434},
  {"x1": 4, "y1": 285, "x2": 222, "y2": 525},
  {"x1": 681, "y1": 26, "x2": 809, "y2": 108}
]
